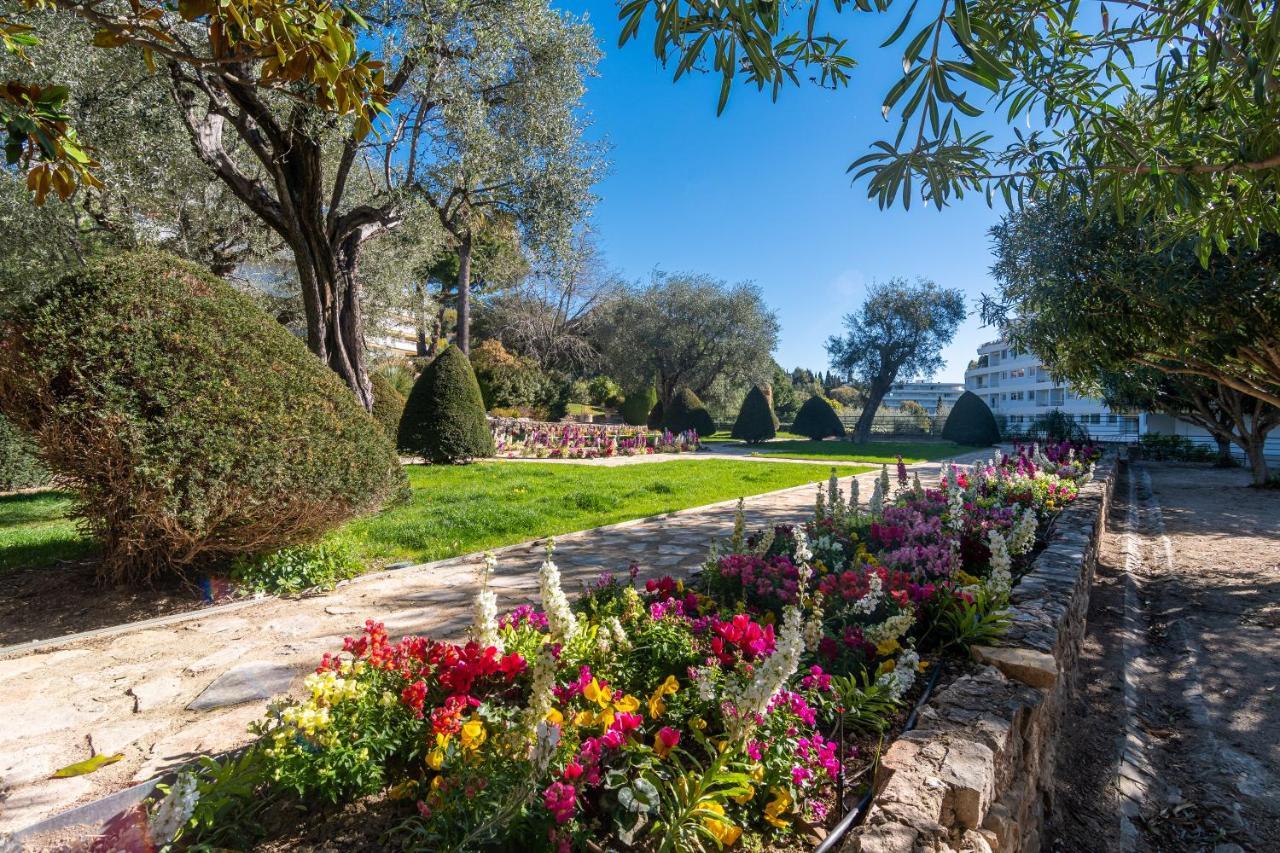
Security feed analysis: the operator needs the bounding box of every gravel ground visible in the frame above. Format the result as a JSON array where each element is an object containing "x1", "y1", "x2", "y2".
[{"x1": 1047, "y1": 462, "x2": 1280, "y2": 853}]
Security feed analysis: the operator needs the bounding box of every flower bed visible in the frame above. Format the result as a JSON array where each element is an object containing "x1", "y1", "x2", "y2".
[
  {"x1": 96, "y1": 444, "x2": 1098, "y2": 852},
  {"x1": 491, "y1": 418, "x2": 701, "y2": 459}
]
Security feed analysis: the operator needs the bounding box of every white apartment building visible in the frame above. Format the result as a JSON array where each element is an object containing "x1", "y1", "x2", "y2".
[
  {"x1": 964, "y1": 339, "x2": 1142, "y2": 439},
  {"x1": 882, "y1": 382, "x2": 966, "y2": 413}
]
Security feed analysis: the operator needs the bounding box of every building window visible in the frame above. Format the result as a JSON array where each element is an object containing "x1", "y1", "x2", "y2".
[{"x1": 1008, "y1": 391, "x2": 1024, "y2": 401}]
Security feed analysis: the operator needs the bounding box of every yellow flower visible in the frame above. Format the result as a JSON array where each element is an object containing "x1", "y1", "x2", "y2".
[
  {"x1": 387, "y1": 779, "x2": 417, "y2": 800},
  {"x1": 646, "y1": 675, "x2": 680, "y2": 718},
  {"x1": 732, "y1": 785, "x2": 755, "y2": 805},
  {"x1": 595, "y1": 709, "x2": 615, "y2": 729},
  {"x1": 426, "y1": 747, "x2": 445, "y2": 770},
  {"x1": 763, "y1": 787, "x2": 792, "y2": 829},
  {"x1": 460, "y1": 719, "x2": 487, "y2": 751},
  {"x1": 699, "y1": 801, "x2": 742, "y2": 846},
  {"x1": 689, "y1": 716, "x2": 707, "y2": 731},
  {"x1": 573, "y1": 710, "x2": 596, "y2": 727},
  {"x1": 953, "y1": 569, "x2": 982, "y2": 586},
  {"x1": 878, "y1": 658, "x2": 897, "y2": 676},
  {"x1": 545, "y1": 708, "x2": 564, "y2": 726},
  {"x1": 750, "y1": 764, "x2": 764, "y2": 782},
  {"x1": 583, "y1": 677, "x2": 613, "y2": 708},
  {"x1": 613, "y1": 694, "x2": 640, "y2": 714},
  {"x1": 876, "y1": 637, "x2": 901, "y2": 656},
  {"x1": 436, "y1": 731, "x2": 452, "y2": 749}
]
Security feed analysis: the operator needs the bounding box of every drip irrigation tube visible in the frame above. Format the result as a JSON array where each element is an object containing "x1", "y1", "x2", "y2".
[{"x1": 813, "y1": 661, "x2": 945, "y2": 853}]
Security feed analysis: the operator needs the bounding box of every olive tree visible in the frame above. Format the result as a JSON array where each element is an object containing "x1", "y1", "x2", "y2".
[
  {"x1": 599, "y1": 272, "x2": 780, "y2": 408},
  {"x1": 825, "y1": 278, "x2": 966, "y2": 443}
]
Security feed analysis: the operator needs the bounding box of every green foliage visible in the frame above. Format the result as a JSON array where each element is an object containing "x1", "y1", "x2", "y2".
[
  {"x1": 0, "y1": 249, "x2": 405, "y2": 583},
  {"x1": 0, "y1": 415, "x2": 49, "y2": 491},
  {"x1": 399, "y1": 345, "x2": 496, "y2": 464},
  {"x1": 622, "y1": 386, "x2": 658, "y2": 426},
  {"x1": 927, "y1": 586, "x2": 1011, "y2": 653},
  {"x1": 1138, "y1": 433, "x2": 1218, "y2": 463},
  {"x1": 469, "y1": 339, "x2": 556, "y2": 412},
  {"x1": 588, "y1": 375, "x2": 625, "y2": 408},
  {"x1": 942, "y1": 392, "x2": 1000, "y2": 446},
  {"x1": 828, "y1": 671, "x2": 903, "y2": 735},
  {"x1": 231, "y1": 539, "x2": 365, "y2": 595},
  {"x1": 791, "y1": 395, "x2": 845, "y2": 441},
  {"x1": 769, "y1": 363, "x2": 798, "y2": 418},
  {"x1": 375, "y1": 363, "x2": 417, "y2": 398},
  {"x1": 664, "y1": 388, "x2": 716, "y2": 437},
  {"x1": 648, "y1": 749, "x2": 753, "y2": 853},
  {"x1": 369, "y1": 373, "x2": 407, "y2": 443},
  {"x1": 646, "y1": 400, "x2": 665, "y2": 429},
  {"x1": 730, "y1": 385, "x2": 777, "y2": 444},
  {"x1": 173, "y1": 750, "x2": 275, "y2": 850}
]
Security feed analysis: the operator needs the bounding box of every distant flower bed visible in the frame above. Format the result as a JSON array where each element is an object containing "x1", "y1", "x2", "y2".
[
  {"x1": 492, "y1": 418, "x2": 701, "y2": 459},
  {"x1": 123, "y1": 443, "x2": 1096, "y2": 853}
]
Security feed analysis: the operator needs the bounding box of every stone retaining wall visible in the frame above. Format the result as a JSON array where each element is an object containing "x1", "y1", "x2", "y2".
[{"x1": 841, "y1": 456, "x2": 1118, "y2": 853}]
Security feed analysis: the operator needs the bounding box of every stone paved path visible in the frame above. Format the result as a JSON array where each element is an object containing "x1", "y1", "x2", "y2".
[{"x1": 0, "y1": 451, "x2": 987, "y2": 835}]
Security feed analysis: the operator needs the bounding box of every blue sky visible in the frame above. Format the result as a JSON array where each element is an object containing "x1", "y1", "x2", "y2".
[{"x1": 562, "y1": 1, "x2": 1007, "y2": 382}]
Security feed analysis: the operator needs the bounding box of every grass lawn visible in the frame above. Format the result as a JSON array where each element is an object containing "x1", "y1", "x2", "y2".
[
  {"x1": 743, "y1": 439, "x2": 986, "y2": 464},
  {"x1": 0, "y1": 460, "x2": 868, "y2": 575},
  {"x1": 344, "y1": 459, "x2": 868, "y2": 566},
  {"x1": 0, "y1": 491, "x2": 94, "y2": 574}
]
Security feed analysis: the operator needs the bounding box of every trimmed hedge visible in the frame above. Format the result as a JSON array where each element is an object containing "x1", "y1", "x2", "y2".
[
  {"x1": 942, "y1": 391, "x2": 1001, "y2": 445},
  {"x1": 664, "y1": 387, "x2": 716, "y2": 437},
  {"x1": 646, "y1": 400, "x2": 665, "y2": 429},
  {"x1": 398, "y1": 345, "x2": 495, "y2": 463},
  {"x1": 0, "y1": 414, "x2": 50, "y2": 491},
  {"x1": 0, "y1": 249, "x2": 406, "y2": 583},
  {"x1": 370, "y1": 373, "x2": 407, "y2": 443},
  {"x1": 731, "y1": 386, "x2": 777, "y2": 444},
  {"x1": 792, "y1": 395, "x2": 846, "y2": 440},
  {"x1": 621, "y1": 386, "x2": 657, "y2": 426}
]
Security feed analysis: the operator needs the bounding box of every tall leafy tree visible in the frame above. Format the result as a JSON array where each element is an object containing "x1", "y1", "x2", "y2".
[
  {"x1": 826, "y1": 277, "x2": 966, "y2": 443},
  {"x1": 599, "y1": 272, "x2": 780, "y2": 407},
  {"x1": 988, "y1": 202, "x2": 1280, "y2": 411},
  {"x1": 620, "y1": 0, "x2": 1280, "y2": 261}
]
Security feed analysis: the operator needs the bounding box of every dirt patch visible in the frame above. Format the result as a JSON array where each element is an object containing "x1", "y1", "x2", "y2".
[
  {"x1": 0, "y1": 557, "x2": 216, "y2": 648},
  {"x1": 1045, "y1": 462, "x2": 1280, "y2": 853}
]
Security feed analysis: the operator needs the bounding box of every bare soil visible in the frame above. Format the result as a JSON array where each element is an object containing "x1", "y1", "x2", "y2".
[
  {"x1": 1047, "y1": 462, "x2": 1280, "y2": 853},
  {"x1": 0, "y1": 557, "x2": 216, "y2": 648}
]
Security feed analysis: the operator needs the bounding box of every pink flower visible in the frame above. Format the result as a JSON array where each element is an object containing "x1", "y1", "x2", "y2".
[
  {"x1": 543, "y1": 781, "x2": 577, "y2": 824},
  {"x1": 612, "y1": 712, "x2": 643, "y2": 734},
  {"x1": 654, "y1": 726, "x2": 681, "y2": 758}
]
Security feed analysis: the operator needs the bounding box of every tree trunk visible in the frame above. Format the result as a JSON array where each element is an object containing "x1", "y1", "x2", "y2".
[
  {"x1": 1213, "y1": 434, "x2": 1234, "y2": 467},
  {"x1": 456, "y1": 233, "x2": 473, "y2": 355},
  {"x1": 1244, "y1": 436, "x2": 1271, "y2": 486},
  {"x1": 853, "y1": 381, "x2": 890, "y2": 444}
]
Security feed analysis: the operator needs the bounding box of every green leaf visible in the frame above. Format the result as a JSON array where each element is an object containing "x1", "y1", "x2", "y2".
[{"x1": 53, "y1": 753, "x2": 124, "y2": 778}]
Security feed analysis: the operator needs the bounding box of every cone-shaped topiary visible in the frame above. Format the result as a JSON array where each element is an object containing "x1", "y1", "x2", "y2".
[
  {"x1": 942, "y1": 391, "x2": 1001, "y2": 445},
  {"x1": 664, "y1": 387, "x2": 716, "y2": 437},
  {"x1": 0, "y1": 248, "x2": 406, "y2": 584},
  {"x1": 370, "y1": 372, "x2": 407, "y2": 442},
  {"x1": 621, "y1": 386, "x2": 657, "y2": 426},
  {"x1": 646, "y1": 399, "x2": 665, "y2": 429},
  {"x1": 792, "y1": 395, "x2": 846, "y2": 441},
  {"x1": 398, "y1": 345, "x2": 496, "y2": 463},
  {"x1": 731, "y1": 385, "x2": 777, "y2": 444}
]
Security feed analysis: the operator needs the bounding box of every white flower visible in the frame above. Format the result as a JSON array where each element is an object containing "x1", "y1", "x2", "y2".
[
  {"x1": 877, "y1": 647, "x2": 920, "y2": 701},
  {"x1": 608, "y1": 616, "x2": 631, "y2": 652},
  {"x1": 537, "y1": 541, "x2": 577, "y2": 641},
  {"x1": 1008, "y1": 507, "x2": 1038, "y2": 556},
  {"x1": 694, "y1": 665, "x2": 718, "y2": 702},
  {"x1": 814, "y1": 482, "x2": 826, "y2": 521},
  {"x1": 864, "y1": 609, "x2": 914, "y2": 646},
  {"x1": 803, "y1": 609, "x2": 824, "y2": 652},
  {"x1": 986, "y1": 528, "x2": 1012, "y2": 597},
  {"x1": 530, "y1": 719, "x2": 561, "y2": 774},
  {"x1": 726, "y1": 605, "x2": 806, "y2": 739},
  {"x1": 912, "y1": 471, "x2": 924, "y2": 500},
  {"x1": 473, "y1": 553, "x2": 502, "y2": 651},
  {"x1": 878, "y1": 464, "x2": 891, "y2": 501},
  {"x1": 150, "y1": 772, "x2": 200, "y2": 844},
  {"x1": 849, "y1": 476, "x2": 860, "y2": 515},
  {"x1": 851, "y1": 571, "x2": 883, "y2": 615},
  {"x1": 731, "y1": 497, "x2": 747, "y2": 553},
  {"x1": 869, "y1": 477, "x2": 884, "y2": 517},
  {"x1": 523, "y1": 645, "x2": 557, "y2": 735}
]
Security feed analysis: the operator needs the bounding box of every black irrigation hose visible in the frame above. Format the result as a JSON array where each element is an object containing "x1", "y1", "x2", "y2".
[{"x1": 813, "y1": 661, "x2": 945, "y2": 853}]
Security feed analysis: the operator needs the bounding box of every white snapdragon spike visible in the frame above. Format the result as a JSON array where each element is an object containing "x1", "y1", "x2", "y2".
[
  {"x1": 753, "y1": 526, "x2": 776, "y2": 557},
  {"x1": 531, "y1": 720, "x2": 561, "y2": 774},
  {"x1": 803, "y1": 599, "x2": 825, "y2": 652},
  {"x1": 986, "y1": 529, "x2": 1013, "y2": 597},
  {"x1": 869, "y1": 477, "x2": 884, "y2": 517},
  {"x1": 694, "y1": 665, "x2": 718, "y2": 702},
  {"x1": 523, "y1": 645, "x2": 557, "y2": 735},
  {"x1": 537, "y1": 541, "x2": 577, "y2": 641},
  {"x1": 731, "y1": 497, "x2": 746, "y2": 553},
  {"x1": 877, "y1": 648, "x2": 920, "y2": 701},
  {"x1": 728, "y1": 605, "x2": 805, "y2": 739},
  {"x1": 1008, "y1": 507, "x2": 1038, "y2": 556},
  {"x1": 851, "y1": 571, "x2": 883, "y2": 616},
  {"x1": 814, "y1": 483, "x2": 826, "y2": 522},
  {"x1": 608, "y1": 616, "x2": 631, "y2": 652},
  {"x1": 878, "y1": 464, "x2": 891, "y2": 501},
  {"x1": 947, "y1": 482, "x2": 965, "y2": 532},
  {"x1": 912, "y1": 471, "x2": 924, "y2": 500},
  {"x1": 827, "y1": 469, "x2": 845, "y2": 523},
  {"x1": 864, "y1": 610, "x2": 915, "y2": 646},
  {"x1": 473, "y1": 551, "x2": 502, "y2": 651},
  {"x1": 849, "y1": 476, "x2": 860, "y2": 516},
  {"x1": 150, "y1": 772, "x2": 200, "y2": 844}
]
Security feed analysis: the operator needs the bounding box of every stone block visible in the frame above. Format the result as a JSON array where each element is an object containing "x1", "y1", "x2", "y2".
[{"x1": 971, "y1": 646, "x2": 1058, "y2": 689}]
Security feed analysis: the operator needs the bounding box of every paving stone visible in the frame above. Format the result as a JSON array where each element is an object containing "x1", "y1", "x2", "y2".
[
  {"x1": 183, "y1": 645, "x2": 245, "y2": 675},
  {"x1": 187, "y1": 662, "x2": 298, "y2": 711},
  {"x1": 126, "y1": 675, "x2": 186, "y2": 712}
]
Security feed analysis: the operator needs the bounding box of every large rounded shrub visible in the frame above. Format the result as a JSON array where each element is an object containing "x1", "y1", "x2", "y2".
[
  {"x1": 646, "y1": 400, "x2": 665, "y2": 429},
  {"x1": 0, "y1": 414, "x2": 50, "y2": 491},
  {"x1": 398, "y1": 345, "x2": 496, "y2": 463},
  {"x1": 664, "y1": 388, "x2": 716, "y2": 437},
  {"x1": 621, "y1": 386, "x2": 657, "y2": 426},
  {"x1": 942, "y1": 391, "x2": 1001, "y2": 445},
  {"x1": 370, "y1": 373, "x2": 407, "y2": 442},
  {"x1": 731, "y1": 386, "x2": 777, "y2": 444},
  {"x1": 0, "y1": 249, "x2": 406, "y2": 583},
  {"x1": 792, "y1": 395, "x2": 846, "y2": 440}
]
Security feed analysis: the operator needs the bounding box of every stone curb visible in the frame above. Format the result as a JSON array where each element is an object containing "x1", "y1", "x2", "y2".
[{"x1": 841, "y1": 455, "x2": 1119, "y2": 853}]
